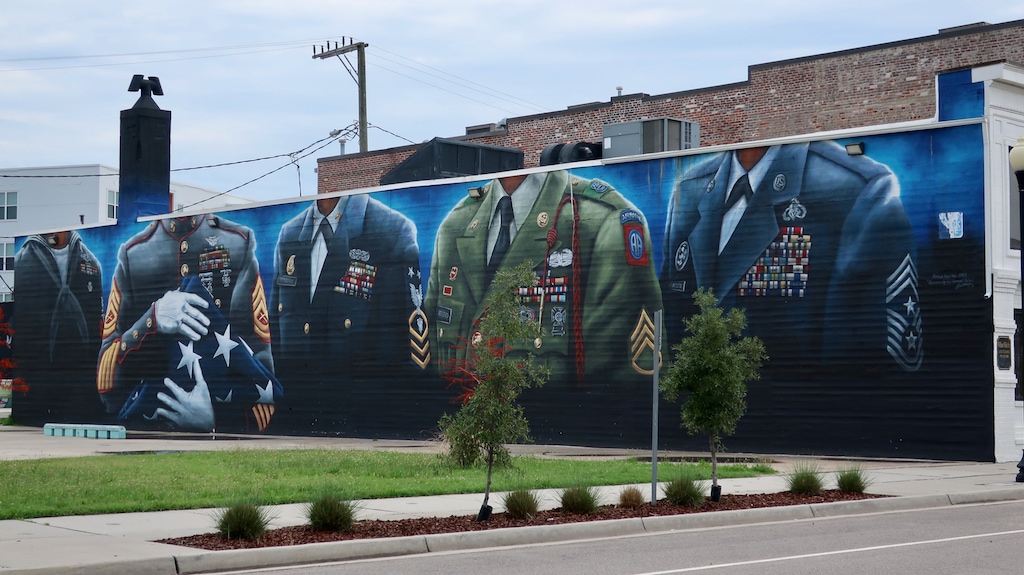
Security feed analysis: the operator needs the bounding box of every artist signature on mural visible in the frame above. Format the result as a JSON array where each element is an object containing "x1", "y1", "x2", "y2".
[{"x1": 927, "y1": 272, "x2": 975, "y2": 290}]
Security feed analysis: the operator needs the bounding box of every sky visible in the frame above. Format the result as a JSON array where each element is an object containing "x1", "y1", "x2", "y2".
[{"x1": 2, "y1": 1, "x2": 1023, "y2": 205}]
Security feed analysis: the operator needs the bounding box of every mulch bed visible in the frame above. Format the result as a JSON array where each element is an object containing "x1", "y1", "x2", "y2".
[{"x1": 160, "y1": 490, "x2": 883, "y2": 551}]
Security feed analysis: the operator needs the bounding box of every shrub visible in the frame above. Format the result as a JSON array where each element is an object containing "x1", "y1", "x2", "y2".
[
  {"x1": 618, "y1": 486, "x2": 647, "y2": 509},
  {"x1": 559, "y1": 485, "x2": 599, "y2": 514},
  {"x1": 306, "y1": 494, "x2": 358, "y2": 532},
  {"x1": 787, "y1": 463, "x2": 824, "y2": 495},
  {"x1": 835, "y1": 465, "x2": 872, "y2": 493},
  {"x1": 501, "y1": 489, "x2": 540, "y2": 520},
  {"x1": 215, "y1": 502, "x2": 272, "y2": 540},
  {"x1": 663, "y1": 475, "x2": 707, "y2": 507}
]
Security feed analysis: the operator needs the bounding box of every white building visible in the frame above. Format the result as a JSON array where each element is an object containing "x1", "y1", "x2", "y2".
[{"x1": 0, "y1": 164, "x2": 253, "y2": 302}]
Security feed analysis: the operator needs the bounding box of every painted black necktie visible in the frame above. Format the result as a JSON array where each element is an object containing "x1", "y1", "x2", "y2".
[{"x1": 489, "y1": 195, "x2": 514, "y2": 272}]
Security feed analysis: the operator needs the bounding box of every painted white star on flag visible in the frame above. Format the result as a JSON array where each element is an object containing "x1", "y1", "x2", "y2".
[
  {"x1": 214, "y1": 324, "x2": 239, "y2": 367},
  {"x1": 255, "y1": 380, "x2": 275, "y2": 404},
  {"x1": 176, "y1": 341, "x2": 202, "y2": 379}
]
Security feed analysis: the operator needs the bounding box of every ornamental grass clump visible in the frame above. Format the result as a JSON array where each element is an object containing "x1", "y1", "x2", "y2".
[
  {"x1": 559, "y1": 485, "x2": 599, "y2": 514},
  {"x1": 618, "y1": 486, "x2": 647, "y2": 510},
  {"x1": 501, "y1": 489, "x2": 541, "y2": 520},
  {"x1": 663, "y1": 474, "x2": 707, "y2": 507},
  {"x1": 835, "y1": 465, "x2": 873, "y2": 493},
  {"x1": 215, "y1": 502, "x2": 272, "y2": 540},
  {"x1": 787, "y1": 463, "x2": 824, "y2": 495},
  {"x1": 305, "y1": 494, "x2": 359, "y2": 532}
]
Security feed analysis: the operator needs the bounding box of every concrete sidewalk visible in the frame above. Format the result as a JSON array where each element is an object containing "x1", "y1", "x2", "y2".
[{"x1": 0, "y1": 423, "x2": 1022, "y2": 574}]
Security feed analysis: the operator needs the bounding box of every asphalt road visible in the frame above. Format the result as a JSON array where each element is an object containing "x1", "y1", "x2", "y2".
[{"x1": 228, "y1": 500, "x2": 1024, "y2": 575}]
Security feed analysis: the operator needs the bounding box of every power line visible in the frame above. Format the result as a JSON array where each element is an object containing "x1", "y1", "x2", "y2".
[
  {"x1": 0, "y1": 45, "x2": 307, "y2": 74},
  {"x1": 370, "y1": 46, "x2": 549, "y2": 113},
  {"x1": 180, "y1": 129, "x2": 356, "y2": 209},
  {"x1": 368, "y1": 123, "x2": 417, "y2": 145}
]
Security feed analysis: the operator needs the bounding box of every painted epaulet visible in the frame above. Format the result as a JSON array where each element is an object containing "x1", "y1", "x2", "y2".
[
  {"x1": 571, "y1": 176, "x2": 631, "y2": 209},
  {"x1": 207, "y1": 215, "x2": 251, "y2": 241}
]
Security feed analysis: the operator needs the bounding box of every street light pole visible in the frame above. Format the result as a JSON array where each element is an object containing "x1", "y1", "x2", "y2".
[{"x1": 1007, "y1": 136, "x2": 1024, "y2": 482}]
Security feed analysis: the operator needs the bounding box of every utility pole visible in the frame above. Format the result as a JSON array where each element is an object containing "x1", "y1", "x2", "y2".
[{"x1": 313, "y1": 38, "x2": 369, "y2": 153}]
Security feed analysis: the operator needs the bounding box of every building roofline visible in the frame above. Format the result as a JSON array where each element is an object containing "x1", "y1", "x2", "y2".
[{"x1": 465, "y1": 19, "x2": 1024, "y2": 129}]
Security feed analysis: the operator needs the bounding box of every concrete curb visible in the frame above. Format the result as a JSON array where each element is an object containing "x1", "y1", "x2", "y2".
[
  {"x1": 6, "y1": 558, "x2": 176, "y2": 575},
  {"x1": 159, "y1": 490, "x2": 1024, "y2": 575},
  {"x1": 11, "y1": 490, "x2": 1024, "y2": 575},
  {"x1": 175, "y1": 535, "x2": 428, "y2": 575}
]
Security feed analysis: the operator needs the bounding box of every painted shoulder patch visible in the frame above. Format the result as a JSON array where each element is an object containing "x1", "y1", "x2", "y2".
[{"x1": 620, "y1": 210, "x2": 649, "y2": 267}]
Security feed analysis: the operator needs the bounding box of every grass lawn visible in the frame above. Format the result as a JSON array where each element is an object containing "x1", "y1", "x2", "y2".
[{"x1": 0, "y1": 449, "x2": 773, "y2": 519}]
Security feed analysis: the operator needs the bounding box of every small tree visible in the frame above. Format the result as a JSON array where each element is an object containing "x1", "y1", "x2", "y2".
[
  {"x1": 438, "y1": 261, "x2": 550, "y2": 520},
  {"x1": 660, "y1": 287, "x2": 766, "y2": 496}
]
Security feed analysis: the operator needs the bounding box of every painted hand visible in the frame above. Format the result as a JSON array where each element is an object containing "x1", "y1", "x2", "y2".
[
  {"x1": 156, "y1": 360, "x2": 215, "y2": 431},
  {"x1": 155, "y1": 290, "x2": 210, "y2": 341}
]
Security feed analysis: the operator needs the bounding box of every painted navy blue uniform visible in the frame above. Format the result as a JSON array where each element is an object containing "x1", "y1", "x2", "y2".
[
  {"x1": 270, "y1": 196, "x2": 435, "y2": 436},
  {"x1": 661, "y1": 141, "x2": 922, "y2": 372},
  {"x1": 13, "y1": 232, "x2": 104, "y2": 424}
]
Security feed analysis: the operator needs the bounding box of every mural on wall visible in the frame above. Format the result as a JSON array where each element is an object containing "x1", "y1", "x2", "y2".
[
  {"x1": 12, "y1": 231, "x2": 105, "y2": 423},
  {"x1": 10, "y1": 123, "x2": 993, "y2": 460},
  {"x1": 424, "y1": 170, "x2": 663, "y2": 441}
]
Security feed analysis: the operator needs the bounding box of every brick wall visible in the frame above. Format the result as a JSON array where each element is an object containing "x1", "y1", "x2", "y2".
[{"x1": 319, "y1": 21, "x2": 1024, "y2": 193}]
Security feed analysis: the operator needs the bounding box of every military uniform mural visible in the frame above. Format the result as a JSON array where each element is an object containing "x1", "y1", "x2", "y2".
[
  {"x1": 96, "y1": 214, "x2": 282, "y2": 432},
  {"x1": 662, "y1": 142, "x2": 921, "y2": 370},
  {"x1": 270, "y1": 195, "x2": 438, "y2": 436},
  {"x1": 12, "y1": 231, "x2": 104, "y2": 425},
  {"x1": 9, "y1": 124, "x2": 995, "y2": 460},
  {"x1": 425, "y1": 170, "x2": 663, "y2": 444}
]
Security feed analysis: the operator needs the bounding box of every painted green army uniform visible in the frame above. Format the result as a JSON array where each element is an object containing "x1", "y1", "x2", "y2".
[{"x1": 425, "y1": 170, "x2": 663, "y2": 445}]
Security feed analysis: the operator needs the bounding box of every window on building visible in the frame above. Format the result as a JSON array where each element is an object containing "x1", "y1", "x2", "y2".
[
  {"x1": 107, "y1": 190, "x2": 118, "y2": 220},
  {"x1": 0, "y1": 192, "x2": 17, "y2": 221},
  {"x1": 0, "y1": 292, "x2": 11, "y2": 303},
  {"x1": 0, "y1": 242, "x2": 12, "y2": 271}
]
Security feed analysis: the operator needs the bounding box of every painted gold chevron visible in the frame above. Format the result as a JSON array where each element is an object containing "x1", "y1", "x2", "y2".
[
  {"x1": 630, "y1": 308, "x2": 662, "y2": 375},
  {"x1": 409, "y1": 309, "x2": 431, "y2": 369}
]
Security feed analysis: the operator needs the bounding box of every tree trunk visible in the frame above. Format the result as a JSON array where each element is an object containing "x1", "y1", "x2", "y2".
[
  {"x1": 709, "y1": 434, "x2": 718, "y2": 488},
  {"x1": 483, "y1": 448, "x2": 494, "y2": 508}
]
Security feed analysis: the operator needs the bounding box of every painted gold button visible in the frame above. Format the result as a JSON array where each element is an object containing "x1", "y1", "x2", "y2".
[
  {"x1": 277, "y1": 303, "x2": 283, "y2": 312},
  {"x1": 571, "y1": 178, "x2": 579, "y2": 186},
  {"x1": 146, "y1": 318, "x2": 153, "y2": 328},
  {"x1": 534, "y1": 337, "x2": 542, "y2": 349},
  {"x1": 180, "y1": 240, "x2": 188, "y2": 254},
  {"x1": 169, "y1": 221, "x2": 177, "y2": 232},
  {"x1": 180, "y1": 264, "x2": 189, "y2": 276},
  {"x1": 303, "y1": 323, "x2": 310, "y2": 334},
  {"x1": 214, "y1": 299, "x2": 222, "y2": 308},
  {"x1": 120, "y1": 342, "x2": 127, "y2": 351},
  {"x1": 438, "y1": 328, "x2": 444, "y2": 338},
  {"x1": 132, "y1": 330, "x2": 139, "y2": 339},
  {"x1": 191, "y1": 216, "x2": 198, "y2": 228},
  {"x1": 537, "y1": 212, "x2": 549, "y2": 227},
  {"x1": 344, "y1": 318, "x2": 352, "y2": 329}
]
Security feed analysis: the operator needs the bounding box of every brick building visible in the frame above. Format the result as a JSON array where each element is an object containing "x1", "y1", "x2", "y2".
[{"x1": 317, "y1": 19, "x2": 1024, "y2": 193}]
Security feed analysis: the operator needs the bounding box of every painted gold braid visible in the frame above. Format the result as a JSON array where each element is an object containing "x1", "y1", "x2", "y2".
[
  {"x1": 251, "y1": 403, "x2": 275, "y2": 432},
  {"x1": 97, "y1": 343, "x2": 119, "y2": 392}
]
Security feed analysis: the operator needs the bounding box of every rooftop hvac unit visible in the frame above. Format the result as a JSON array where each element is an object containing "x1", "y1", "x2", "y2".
[
  {"x1": 601, "y1": 118, "x2": 699, "y2": 159},
  {"x1": 380, "y1": 138, "x2": 524, "y2": 186}
]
